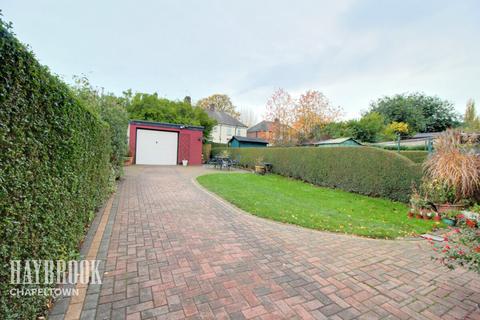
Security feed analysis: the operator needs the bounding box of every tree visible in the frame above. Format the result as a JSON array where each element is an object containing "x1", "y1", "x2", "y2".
[
  {"x1": 312, "y1": 113, "x2": 385, "y2": 143},
  {"x1": 383, "y1": 121, "x2": 410, "y2": 140},
  {"x1": 197, "y1": 94, "x2": 240, "y2": 119},
  {"x1": 464, "y1": 99, "x2": 480, "y2": 131},
  {"x1": 265, "y1": 89, "x2": 296, "y2": 145},
  {"x1": 238, "y1": 106, "x2": 258, "y2": 127},
  {"x1": 349, "y1": 112, "x2": 386, "y2": 143},
  {"x1": 312, "y1": 121, "x2": 353, "y2": 140},
  {"x1": 126, "y1": 93, "x2": 216, "y2": 139},
  {"x1": 293, "y1": 90, "x2": 342, "y2": 142},
  {"x1": 369, "y1": 93, "x2": 459, "y2": 133}
]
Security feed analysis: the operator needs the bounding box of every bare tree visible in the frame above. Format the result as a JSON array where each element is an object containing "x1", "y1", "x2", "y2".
[
  {"x1": 197, "y1": 94, "x2": 240, "y2": 119},
  {"x1": 238, "y1": 106, "x2": 258, "y2": 127},
  {"x1": 265, "y1": 88, "x2": 296, "y2": 145}
]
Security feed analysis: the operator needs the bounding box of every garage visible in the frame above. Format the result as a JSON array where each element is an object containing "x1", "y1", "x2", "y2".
[
  {"x1": 136, "y1": 129, "x2": 178, "y2": 165},
  {"x1": 129, "y1": 120, "x2": 204, "y2": 165}
]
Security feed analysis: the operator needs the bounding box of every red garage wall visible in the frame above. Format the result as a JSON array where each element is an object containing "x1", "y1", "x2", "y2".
[{"x1": 129, "y1": 120, "x2": 204, "y2": 165}]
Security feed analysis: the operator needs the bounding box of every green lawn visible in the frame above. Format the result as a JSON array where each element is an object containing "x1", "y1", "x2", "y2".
[{"x1": 197, "y1": 173, "x2": 438, "y2": 239}]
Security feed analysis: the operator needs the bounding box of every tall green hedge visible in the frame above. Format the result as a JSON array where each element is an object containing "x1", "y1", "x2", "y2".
[
  {"x1": 230, "y1": 147, "x2": 422, "y2": 202},
  {"x1": 0, "y1": 20, "x2": 111, "y2": 319},
  {"x1": 398, "y1": 150, "x2": 429, "y2": 164}
]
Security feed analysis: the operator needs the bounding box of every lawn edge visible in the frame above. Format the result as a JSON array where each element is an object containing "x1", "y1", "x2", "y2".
[{"x1": 192, "y1": 173, "x2": 424, "y2": 242}]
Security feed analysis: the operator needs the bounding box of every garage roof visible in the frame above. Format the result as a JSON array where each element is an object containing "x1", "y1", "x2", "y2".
[{"x1": 130, "y1": 120, "x2": 204, "y2": 131}]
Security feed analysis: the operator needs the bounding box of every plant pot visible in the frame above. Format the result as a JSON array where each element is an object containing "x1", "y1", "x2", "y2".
[
  {"x1": 415, "y1": 213, "x2": 422, "y2": 219},
  {"x1": 255, "y1": 165, "x2": 266, "y2": 175},
  {"x1": 433, "y1": 214, "x2": 441, "y2": 222},
  {"x1": 407, "y1": 211, "x2": 414, "y2": 218},
  {"x1": 124, "y1": 156, "x2": 133, "y2": 166},
  {"x1": 466, "y1": 219, "x2": 477, "y2": 228},
  {"x1": 441, "y1": 218, "x2": 456, "y2": 226},
  {"x1": 182, "y1": 159, "x2": 188, "y2": 166},
  {"x1": 435, "y1": 203, "x2": 467, "y2": 214}
]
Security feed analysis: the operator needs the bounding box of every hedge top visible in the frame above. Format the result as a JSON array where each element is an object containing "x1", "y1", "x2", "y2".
[{"x1": 229, "y1": 146, "x2": 422, "y2": 202}]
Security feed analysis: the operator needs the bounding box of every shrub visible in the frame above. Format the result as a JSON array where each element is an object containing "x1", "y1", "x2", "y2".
[
  {"x1": 230, "y1": 147, "x2": 422, "y2": 202},
  {"x1": 424, "y1": 130, "x2": 480, "y2": 201},
  {"x1": 211, "y1": 146, "x2": 229, "y2": 158},
  {"x1": 202, "y1": 144, "x2": 212, "y2": 162},
  {"x1": 0, "y1": 20, "x2": 111, "y2": 319},
  {"x1": 399, "y1": 151, "x2": 429, "y2": 163},
  {"x1": 430, "y1": 220, "x2": 480, "y2": 274},
  {"x1": 378, "y1": 145, "x2": 427, "y2": 151},
  {"x1": 72, "y1": 76, "x2": 129, "y2": 179}
]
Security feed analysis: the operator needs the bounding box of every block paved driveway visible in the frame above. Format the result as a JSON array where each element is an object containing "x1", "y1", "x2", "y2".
[{"x1": 76, "y1": 166, "x2": 480, "y2": 320}]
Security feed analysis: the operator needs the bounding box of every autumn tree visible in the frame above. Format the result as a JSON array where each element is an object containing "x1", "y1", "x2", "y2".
[
  {"x1": 197, "y1": 94, "x2": 240, "y2": 119},
  {"x1": 293, "y1": 90, "x2": 342, "y2": 142},
  {"x1": 265, "y1": 89, "x2": 296, "y2": 145}
]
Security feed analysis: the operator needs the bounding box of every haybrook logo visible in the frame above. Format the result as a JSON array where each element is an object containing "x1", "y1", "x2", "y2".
[{"x1": 10, "y1": 260, "x2": 101, "y2": 297}]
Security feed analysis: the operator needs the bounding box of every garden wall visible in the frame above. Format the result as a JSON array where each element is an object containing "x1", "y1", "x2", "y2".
[
  {"x1": 0, "y1": 21, "x2": 111, "y2": 318},
  {"x1": 230, "y1": 147, "x2": 423, "y2": 202}
]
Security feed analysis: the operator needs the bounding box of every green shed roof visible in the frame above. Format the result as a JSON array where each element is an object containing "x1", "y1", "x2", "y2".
[{"x1": 313, "y1": 137, "x2": 362, "y2": 146}]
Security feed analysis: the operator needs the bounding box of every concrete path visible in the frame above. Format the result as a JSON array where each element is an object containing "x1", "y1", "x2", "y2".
[{"x1": 53, "y1": 166, "x2": 480, "y2": 320}]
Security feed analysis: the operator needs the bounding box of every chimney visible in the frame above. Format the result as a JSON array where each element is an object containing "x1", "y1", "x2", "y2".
[{"x1": 184, "y1": 96, "x2": 191, "y2": 105}]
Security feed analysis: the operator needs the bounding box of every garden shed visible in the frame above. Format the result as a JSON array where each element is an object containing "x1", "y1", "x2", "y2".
[
  {"x1": 129, "y1": 120, "x2": 203, "y2": 165},
  {"x1": 228, "y1": 136, "x2": 268, "y2": 148},
  {"x1": 313, "y1": 137, "x2": 362, "y2": 147}
]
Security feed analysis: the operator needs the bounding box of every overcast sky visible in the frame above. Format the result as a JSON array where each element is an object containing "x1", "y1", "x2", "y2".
[{"x1": 3, "y1": 0, "x2": 479, "y2": 120}]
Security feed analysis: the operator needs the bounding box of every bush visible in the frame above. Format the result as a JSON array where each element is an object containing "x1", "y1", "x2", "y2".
[
  {"x1": 72, "y1": 77, "x2": 129, "y2": 179},
  {"x1": 399, "y1": 151, "x2": 429, "y2": 163},
  {"x1": 211, "y1": 146, "x2": 229, "y2": 158},
  {"x1": 0, "y1": 20, "x2": 111, "y2": 319},
  {"x1": 376, "y1": 144, "x2": 427, "y2": 151},
  {"x1": 230, "y1": 147, "x2": 422, "y2": 202}
]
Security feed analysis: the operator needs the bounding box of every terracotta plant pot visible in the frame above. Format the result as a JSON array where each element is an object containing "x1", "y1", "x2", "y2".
[
  {"x1": 415, "y1": 213, "x2": 422, "y2": 219},
  {"x1": 407, "y1": 211, "x2": 414, "y2": 218},
  {"x1": 435, "y1": 203, "x2": 467, "y2": 214},
  {"x1": 466, "y1": 219, "x2": 477, "y2": 228},
  {"x1": 433, "y1": 214, "x2": 441, "y2": 222},
  {"x1": 124, "y1": 156, "x2": 133, "y2": 166}
]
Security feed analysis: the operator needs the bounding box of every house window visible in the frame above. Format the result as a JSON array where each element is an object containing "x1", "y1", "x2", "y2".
[{"x1": 226, "y1": 127, "x2": 232, "y2": 136}]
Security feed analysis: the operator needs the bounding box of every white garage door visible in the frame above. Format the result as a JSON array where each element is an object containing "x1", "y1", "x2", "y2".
[{"x1": 136, "y1": 129, "x2": 178, "y2": 165}]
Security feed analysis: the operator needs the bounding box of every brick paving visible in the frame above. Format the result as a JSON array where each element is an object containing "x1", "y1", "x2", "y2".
[{"x1": 65, "y1": 166, "x2": 480, "y2": 319}]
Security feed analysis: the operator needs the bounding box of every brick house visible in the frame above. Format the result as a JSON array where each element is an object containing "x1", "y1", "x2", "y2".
[{"x1": 247, "y1": 120, "x2": 273, "y2": 142}]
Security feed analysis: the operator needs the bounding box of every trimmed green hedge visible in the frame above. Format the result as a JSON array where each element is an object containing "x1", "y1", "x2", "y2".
[
  {"x1": 398, "y1": 151, "x2": 429, "y2": 164},
  {"x1": 230, "y1": 147, "x2": 422, "y2": 202},
  {"x1": 378, "y1": 145, "x2": 427, "y2": 151},
  {"x1": 0, "y1": 21, "x2": 111, "y2": 319},
  {"x1": 211, "y1": 146, "x2": 229, "y2": 158}
]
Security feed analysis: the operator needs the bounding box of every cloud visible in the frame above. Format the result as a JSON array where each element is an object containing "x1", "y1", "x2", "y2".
[{"x1": 2, "y1": 0, "x2": 479, "y2": 121}]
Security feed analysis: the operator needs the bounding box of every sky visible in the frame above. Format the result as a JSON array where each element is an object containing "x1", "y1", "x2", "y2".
[{"x1": 2, "y1": 0, "x2": 479, "y2": 120}]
